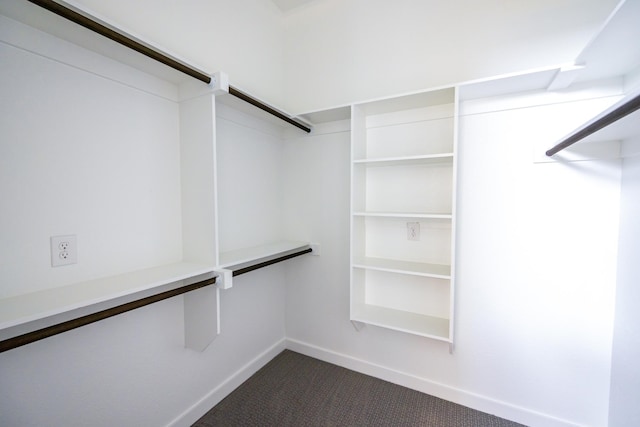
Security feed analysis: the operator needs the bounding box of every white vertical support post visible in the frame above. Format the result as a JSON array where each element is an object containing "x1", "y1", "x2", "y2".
[{"x1": 179, "y1": 72, "x2": 228, "y2": 351}]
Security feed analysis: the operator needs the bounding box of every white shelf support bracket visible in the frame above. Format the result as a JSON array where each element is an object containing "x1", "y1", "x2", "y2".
[
  {"x1": 184, "y1": 285, "x2": 220, "y2": 352},
  {"x1": 351, "y1": 320, "x2": 366, "y2": 332},
  {"x1": 310, "y1": 243, "x2": 321, "y2": 256},
  {"x1": 210, "y1": 71, "x2": 229, "y2": 95},
  {"x1": 214, "y1": 268, "x2": 233, "y2": 290},
  {"x1": 179, "y1": 71, "x2": 229, "y2": 101},
  {"x1": 547, "y1": 63, "x2": 585, "y2": 91},
  {"x1": 449, "y1": 342, "x2": 455, "y2": 354}
]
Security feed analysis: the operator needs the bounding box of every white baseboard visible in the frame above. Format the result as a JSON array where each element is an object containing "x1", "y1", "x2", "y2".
[
  {"x1": 285, "y1": 338, "x2": 583, "y2": 427},
  {"x1": 167, "y1": 338, "x2": 287, "y2": 427}
]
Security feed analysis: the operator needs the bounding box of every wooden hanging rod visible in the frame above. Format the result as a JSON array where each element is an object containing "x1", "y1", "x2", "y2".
[
  {"x1": 546, "y1": 92, "x2": 640, "y2": 156},
  {"x1": 0, "y1": 276, "x2": 216, "y2": 353},
  {"x1": 228, "y1": 86, "x2": 312, "y2": 133},
  {"x1": 27, "y1": 0, "x2": 312, "y2": 133},
  {"x1": 231, "y1": 247, "x2": 313, "y2": 277},
  {"x1": 27, "y1": 0, "x2": 211, "y2": 84}
]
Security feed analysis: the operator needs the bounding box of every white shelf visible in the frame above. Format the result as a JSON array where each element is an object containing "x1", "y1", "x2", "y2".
[
  {"x1": 353, "y1": 257, "x2": 450, "y2": 279},
  {"x1": 351, "y1": 304, "x2": 451, "y2": 341},
  {"x1": 0, "y1": 262, "x2": 216, "y2": 332},
  {"x1": 353, "y1": 153, "x2": 454, "y2": 167},
  {"x1": 353, "y1": 211, "x2": 452, "y2": 219},
  {"x1": 218, "y1": 241, "x2": 311, "y2": 269}
]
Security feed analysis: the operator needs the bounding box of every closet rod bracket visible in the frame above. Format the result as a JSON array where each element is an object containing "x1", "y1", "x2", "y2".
[{"x1": 214, "y1": 268, "x2": 234, "y2": 290}]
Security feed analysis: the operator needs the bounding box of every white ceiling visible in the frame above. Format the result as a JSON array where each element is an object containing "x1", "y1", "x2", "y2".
[{"x1": 271, "y1": 0, "x2": 319, "y2": 12}]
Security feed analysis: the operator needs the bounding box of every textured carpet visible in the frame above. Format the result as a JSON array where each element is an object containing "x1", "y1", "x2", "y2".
[{"x1": 193, "y1": 350, "x2": 526, "y2": 427}]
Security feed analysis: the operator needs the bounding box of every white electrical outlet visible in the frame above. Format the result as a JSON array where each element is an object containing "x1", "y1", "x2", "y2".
[
  {"x1": 407, "y1": 222, "x2": 420, "y2": 241},
  {"x1": 51, "y1": 235, "x2": 77, "y2": 267}
]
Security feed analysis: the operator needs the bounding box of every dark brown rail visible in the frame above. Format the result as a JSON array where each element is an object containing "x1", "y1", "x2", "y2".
[
  {"x1": 546, "y1": 93, "x2": 640, "y2": 156},
  {"x1": 0, "y1": 276, "x2": 216, "y2": 353},
  {"x1": 27, "y1": 0, "x2": 311, "y2": 133},
  {"x1": 232, "y1": 248, "x2": 313, "y2": 276},
  {"x1": 228, "y1": 86, "x2": 312, "y2": 133},
  {"x1": 27, "y1": 0, "x2": 212, "y2": 84}
]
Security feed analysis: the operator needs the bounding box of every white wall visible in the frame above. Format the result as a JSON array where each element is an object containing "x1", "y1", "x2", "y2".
[
  {"x1": 282, "y1": 88, "x2": 622, "y2": 426},
  {"x1": 216, "y1": 103, "x2": 285, "y2": 254},
  {"x1": 0, "y1": 15, "x2": 289, "y2": 427},
  {"x1": 608, "y1": 145, "x2": 640, "y2": 426},
  {"x1": 283, "y1": 0, "x2": 619, "y2": 113},
  {"x1": 0, "y1": 17, "x2": 181, "y2": 298}
]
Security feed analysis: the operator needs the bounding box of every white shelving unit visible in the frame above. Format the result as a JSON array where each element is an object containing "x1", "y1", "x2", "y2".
[
  {"x1": 0, "y1": 1, "x2": 315, "y2": 353},
  {"x1": 350, "y1": 88, "x2": 458, "y2": 343},
  {"x1": 0, "y1": 3, "x2": 222, "y2": 352}
]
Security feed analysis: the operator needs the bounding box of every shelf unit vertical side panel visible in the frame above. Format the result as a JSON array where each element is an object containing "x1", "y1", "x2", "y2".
[
  {"x1": 448, "y1": 86, "x2": 461, "y2": 345},
  {"x1": 351, "y1": 104, "x2": 367, "y2": 320},
  {"x1": 179, "y1": 94, "x2": 218, "y2": 265},
  {"x1": 179, "y1": 93, "x2": 219, "y2": 351}
]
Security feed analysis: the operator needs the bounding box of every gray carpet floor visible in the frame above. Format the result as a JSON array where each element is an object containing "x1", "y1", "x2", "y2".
[{"x1": 193, "y1": 350, "x2": 526, "y2": 426}]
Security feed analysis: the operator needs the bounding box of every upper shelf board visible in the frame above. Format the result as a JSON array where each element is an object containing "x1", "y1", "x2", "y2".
[
  {"x1": 572, "y1": 0, "x2": 640, "y2": 86},
  {"x1": 0, "y1": 0, "x2": 209, "y2": 86}
]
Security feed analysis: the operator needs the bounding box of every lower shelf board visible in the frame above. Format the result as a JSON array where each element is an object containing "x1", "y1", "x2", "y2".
[
  {"x1": 352, "y1": 257, "x2": 451, "y2": 278},
  {"x1": 351, "y1": 304, "x2": 451, "y2": 342},
  {"x1": 0, "y1": 261, "x2": 216, "y2": 336},
  {"x1": 218, "y1": 241, "x2": 311, "y2": 269}
]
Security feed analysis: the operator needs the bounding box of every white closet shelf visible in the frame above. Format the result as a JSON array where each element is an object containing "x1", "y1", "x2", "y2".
[
  {"x1": 353, "y1": 153, "x2": 454, "y2": 167},
  {"x1": 351, "y1": 303, "x2": 451, "y2": 341},
  {"x1": 353, "y1": 257, "x2": 451, "y2": 278},
  {"x1": 0, "y1": 261, "x2": 216, "y2": 332},
  {"x1": 353, "y1": 211, "x2": 452, "y2": 219},
  {"x1": 218, "y1": 241, "x2": 311, "y2": 269}
]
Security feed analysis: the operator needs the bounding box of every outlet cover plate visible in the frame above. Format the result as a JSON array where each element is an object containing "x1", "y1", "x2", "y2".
[{"x1": 51, "y1": 235, "x2": 77, "y2": 267}]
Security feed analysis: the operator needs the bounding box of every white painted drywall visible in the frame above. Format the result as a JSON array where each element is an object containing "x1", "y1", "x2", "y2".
[
  {"x1": 216, "y1": 102, "x2": 285, "y2": 254},
  {"x1": 282, "y1": 0, "x2": 619, "y2": 113},
  {"x1": 608, "y1": 144, "x2": 640, "y2": 426},
  {"x1": 282, "y1": 88, "x2": 622, "y2": 426},
  {"x1": 0, "y1": 20, "x2": 182, "y2": 299}
]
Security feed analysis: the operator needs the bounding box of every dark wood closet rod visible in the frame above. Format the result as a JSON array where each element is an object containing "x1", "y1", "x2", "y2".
[
  {"x1": 546, "y1": 92, "x2": 640, "y2": 156},
  {"x1": 231, "y1": 247, "x2": 313, "y2": 277},
  {"x1": 0, "y1": 276, "x2": 217, "y2": 353},
  {"x1": 27, "y1": 0, "x2": 312, "y2": 134},
  {"x1": 27, "y1": 0, "x2": 211, "y2": 84},
  {"x1": 228, "y1": 86, "x2": 312, "y2": 133}
]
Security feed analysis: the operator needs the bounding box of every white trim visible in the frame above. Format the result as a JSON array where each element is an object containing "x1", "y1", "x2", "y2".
[
  {"x1": 167, "y1": 339, "x2": 287, "y2": 427},
  {"x1": 285, "y1": 338, "x2": 585, "y2": 427}
]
